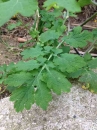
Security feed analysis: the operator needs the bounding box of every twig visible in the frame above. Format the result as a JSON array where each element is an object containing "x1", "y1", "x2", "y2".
[
  {"x1": 80, "y1": 12, "x2": 97, "y2": 26},
  {"x1": 35, "y1": 9, "x2": 40, "y2": 31},
  {"x1": 70, "y1": 50, "x2": 97, "y2": 57},
  {"x1": 71, "y1": 23, "x2": 97, "y2": 29}
]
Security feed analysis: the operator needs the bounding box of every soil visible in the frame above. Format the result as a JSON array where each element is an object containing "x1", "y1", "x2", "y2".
[{"x1": 0, "y1": 5, "x2": 97, "y2": 99}]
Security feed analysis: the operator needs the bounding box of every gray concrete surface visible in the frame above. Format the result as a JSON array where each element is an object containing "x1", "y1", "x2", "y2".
[{"x1": 0, "y1": 84, "x2": 97, "y2": 130}]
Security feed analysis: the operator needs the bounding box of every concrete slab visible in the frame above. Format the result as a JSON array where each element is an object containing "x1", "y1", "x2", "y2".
[{"x1": 0, "y1": 84, "x2": 97, "y2": 130}]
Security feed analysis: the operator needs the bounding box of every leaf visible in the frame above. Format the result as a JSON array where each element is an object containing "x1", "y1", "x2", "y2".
[
  {"x1": 68, "y1": 69, "x2": 86, "y2": 78},
  {"x1": 10, "y1": 85, "x2": 34, "y2": 112},
  {"x1": 53, "y1": 53, "x2": 86, "y2": 73},
  {"x1": 83, "y1": 53, "x2": 92, "y2": 61},
  {"x1": 79, "y1": 70, "x2": 97, "y2": 92},
  {"x1": 51, "y1": 48, "x2": 63, "y2": 55},
  {"x1": 35, "y1": 81, "x2": 52, "y2": 110},
  {"x1": 4, "y1": 72, "x2": 33, "y2": 87},
  {"x1": 15, "y1": 60, "x2": 40, "y2": 71},
  {"x1": 43, "y1": 69, "x2": 72, "y2": 94},
  {"x1": 40, "y1": 30, "x2": 60, "y2": 43},
  {"x1": 7, "y1": 22, "x2": 22, "y2": 30},
  {"x1": 88, "y1": 58, "x2": 97, "y2": 69},
  {"x1": 78, "y1": 0, "x2": 91, "y2": 7},
  {"x1": 0, "y1": 0, "x2": 38, "y2": 26},
  {"x1": 92, "y1": 29, "x2": 97, "y2": 41},
  {"x1": 44, "y1": 0, "x2": 81, "y2": 13},
  {"x1": 10, "y1": 75, "x2": 52, "y2": 111},
  {"x1": 21, "y1": 46, "x2": 45, "y2": 60},
  {"x1": 63, "y1": 26, "x2": 93, "y2": 48}
]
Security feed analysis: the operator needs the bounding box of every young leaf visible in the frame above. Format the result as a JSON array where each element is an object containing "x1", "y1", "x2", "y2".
[
  {"x1": 43, "y1": 69, "x2": 72, "y2": 94},
  {"x1": 4, "y1": 72, "x2": 33, "y2": 87},
  {"x1": 21, "y1": 46, "x2": 45, "y2": 60},
  {"x1": 79, "y1": 71, "x2": 97, "y2": 92},
  {"x1": 10, "y1": 85, "x2": 35, "y2": 112},
  {"x1": 53, "y1": 53, "x2": 86, "y2": 73},
  {"x1": 44, "y1": 0, "x2": 81, "y2": 13},
  {"x1": 0, "y1": 0, "x2": 38, "y2": 27},
  {"x1": 39, "y1": 30, "x2": 60, "y2": 43},
  {"x1": 63, "y1": 26, "x2": 93, "y2": 48}
]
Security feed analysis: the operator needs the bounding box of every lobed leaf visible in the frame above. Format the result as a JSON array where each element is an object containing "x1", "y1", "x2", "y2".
[
  {"x1": 35, "y1": 81, "x2": 52, "y2": 110},
  {"x1": 88, "y1": 58, "x2": 97, "y2": 69},
  {"x1": 21, "y1": 46, "x2": 45, "y2": 60},
  {"x1": 43, "y1": 69, "x2": 72, "y2": 94},
  {"x1": 10, "y1": 85, "x2": 34, "y2": 112},
  {"x1": 44, "y1": 0, "x2": 81, "y2": 13},
  {"x1": 4, "y1": 72, "x2": 33, "y2": 87},
  {"x1": 40, "y1": 30, "x2": 60, "y2": 43},
  {"x1": 0, "y1": 0, "x2": 38, "y2": 27},
  {"x1": 78, "y1": 0, "x2": 91, "y2": 7},
  {"x1": 63, "y1": 26, "x2": 93, "y2": 48},
  {"x1": 15, "y1": 60, "x2": 40, "y2": 71},
  {"x1": 79, "y1": 70, "x2": 97, "y2": 92},
  {"x1": 53, "y1": 53, "x2": 86, "y2": 73}
]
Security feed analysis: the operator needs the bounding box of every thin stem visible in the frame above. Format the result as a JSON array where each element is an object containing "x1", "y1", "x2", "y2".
[
  {"x1": 84, "y1": 39, "x2": 97, "y2": 55},
  {"x1": 47, "y1": 40, "x2": 64, "y2": 61},
  {"x1": 35, "y1": 9, "x2": 40, "y2": 31},
  {"x1": 81, "y1": 12, "x2": 97, "y2": 26}
]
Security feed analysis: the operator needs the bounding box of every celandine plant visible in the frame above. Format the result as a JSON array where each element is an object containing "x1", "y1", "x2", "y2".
[{"x1": 0, "y1": 0, "x2": 97, "y2": 112}]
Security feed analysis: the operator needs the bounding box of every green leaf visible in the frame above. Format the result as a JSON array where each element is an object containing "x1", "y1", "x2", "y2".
[
  {"x1": 78, "y1": 0, "x2": 91, "y2": 7},
  {"x1": 35, "y1": 81, "x2": 52, "y2": 110},
  {"x1": 0, "y1": 0, "x2": 38, "y2": 27},
  {"x1": 92, "y1": 29, "x2": 97, "y2": 41},
  {"x1": 83, "y1": 53, "x2": 92, "y2": 61},
  {"x1": 21, "y1": 46, "x2": 45, "y2": 60},
  {"x1": 63, "y1": 26, "x2": 93, "y2": 48},
  {"x1": 4, "y1": 72, "x2": 33, "y2": 87},
  {"x1": 61, "y1": 46, "x2": 70, "y2": 53},
  {"x1": 53, "y1": 53, "x2": 86, "y2": 73},
  {"x1": 79, "y1": 71, "x2": 97, "y2": 92},
  {"x1": 88, "y1": 58, "x2": 97, "y2": 69},
  {"x1": 51, "y1": 48, "x2": 63, "y2": 55},
  {"x1": 7, "y1": 22, "x2": 22, "y2": 30},
  {"x1": 10, "y1": 85, "x2": 34, "y2": 112},
  {"x1": 68, "y1": 69, "x2": 86, "y2": 78},
  {"x1": 40, "y1": 30, "x2": 60, "y2": 43},
  {"x1": 15, "y1": 60, "x2": 40, "y2": 71},
  {"x1": 10, "y1": 74, "x2": 52, "y2": 111},
  {"x1": 43, "y1": 69, "x2": 72, "y2": 94},
  {"x1": 44, "y1": 0, "x2": 81, "y2": 13}
]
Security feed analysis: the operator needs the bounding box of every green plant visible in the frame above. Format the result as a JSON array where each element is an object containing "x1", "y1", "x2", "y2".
[{"x1": 0, "y1": 0, "x2": 97, "y2": 112}]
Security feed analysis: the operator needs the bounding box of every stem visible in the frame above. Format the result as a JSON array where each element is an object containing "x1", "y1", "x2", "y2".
[
  {"x1": 81, "y1": 12, "x2": 97, "y2": 26},
  {"x1": 84, "y1": 39, "x2": 97, "y2": 55},
  {"x1": 35, "y1": 9, "x2": 40, "y2": 31},
  {"x1": 48, "y1": 40, "x2": 64, "y2": 61}
]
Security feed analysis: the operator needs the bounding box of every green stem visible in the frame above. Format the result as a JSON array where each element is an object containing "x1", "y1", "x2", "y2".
[{"x1": 47, "y1": 40, "x2": 64, "y2": 61}]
